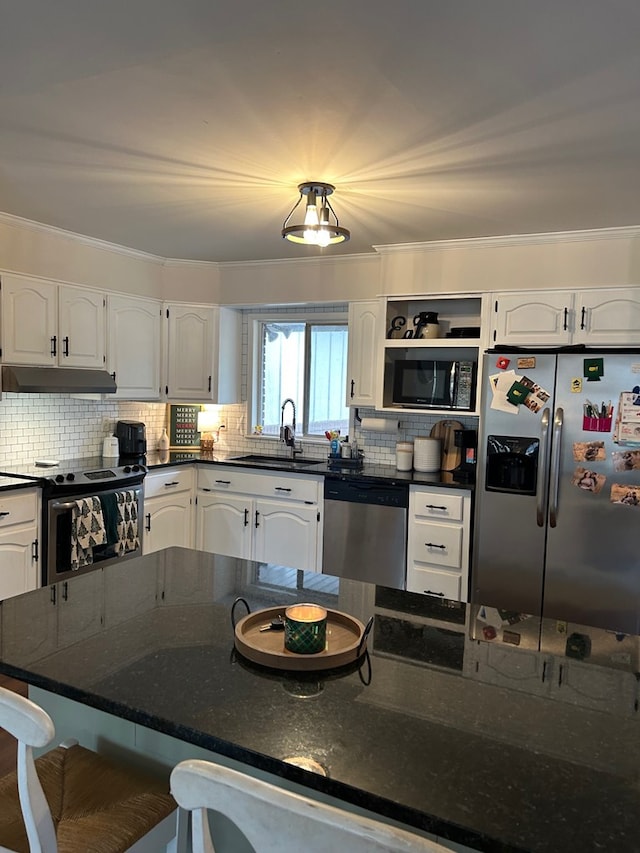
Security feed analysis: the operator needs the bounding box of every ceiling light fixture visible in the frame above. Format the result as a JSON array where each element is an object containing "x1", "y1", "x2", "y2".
[{"x1": 281, "y1": 182, "x2": 350, "y2": 247}]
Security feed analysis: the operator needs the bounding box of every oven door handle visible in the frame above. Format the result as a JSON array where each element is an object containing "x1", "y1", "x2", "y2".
[{"x1": 51, "y1": 501, "x2": 79, "y2": 511}]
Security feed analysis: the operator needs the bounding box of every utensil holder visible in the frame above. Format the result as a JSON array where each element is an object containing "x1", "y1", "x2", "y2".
[{"x1": 583, "y1": 415, "x2": 612, "y2": 432}]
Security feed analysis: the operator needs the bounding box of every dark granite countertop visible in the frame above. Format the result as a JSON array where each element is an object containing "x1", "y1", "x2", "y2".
[
  {"x1": 0, "y1": 474, "x2": 44, "y2": 492},
  {"x1": 145, "y1": 450, "x2": 475, "y2": 489},
  {"x1": 0, "y1": 547, "x2": 637, "y2": 853}
]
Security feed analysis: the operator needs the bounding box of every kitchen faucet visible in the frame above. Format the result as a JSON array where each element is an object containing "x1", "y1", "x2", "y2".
[{"x1": 280, "y1": 398, "x2": 302, "y2": 457}]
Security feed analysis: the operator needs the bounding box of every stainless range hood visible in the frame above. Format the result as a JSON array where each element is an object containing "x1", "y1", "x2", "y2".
[{"x1": 1, "y1": 365, "x2": 117, "y2": 394}]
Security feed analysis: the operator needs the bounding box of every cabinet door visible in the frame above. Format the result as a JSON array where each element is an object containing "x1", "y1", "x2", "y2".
[
  {"x1": 165, "y1": 304, "x2": 214, "y2": 400},
  {"x1": 491, "y1": 292, "x2": 573, "y2": 345},
  {"x1": 575, "y1": 288, "x2": 640, "y2": 345},
  {"x1": 253, "y1": 499, "x2": 319, "y2": 571},
  {"x1": 57, "y1": 570, "x2": 104, "y2": 648},
  {"x1": 107, "y1": 294, "x2": 161, "y2": 400},
  {"x1": 58, "y1": 285, "x2": 106, "y2": 368},
  {"x1": 0, "y1": 525, "x2": 38, "y2": 600},
  {"x1": 346, "y1": 301, "x2": 380, "y2": 407},
  {"x1": 143, "y1": 492, "x2": 193, "y2": 554},
  {"x1": 196, "y1": 492, "x2": 251, "y2": 559},
  {"x1": 1, "y1": 274, "x2": 57, "y2": 365}
]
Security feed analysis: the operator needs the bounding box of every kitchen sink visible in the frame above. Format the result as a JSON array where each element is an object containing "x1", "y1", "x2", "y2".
[{"x1": 228, "y1": 454, "x2": 324, "y2": 469}]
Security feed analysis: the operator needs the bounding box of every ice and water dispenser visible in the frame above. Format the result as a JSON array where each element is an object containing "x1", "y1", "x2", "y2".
[{"x1": 484, "y1": 435, "x2": 539, "y2": 495}]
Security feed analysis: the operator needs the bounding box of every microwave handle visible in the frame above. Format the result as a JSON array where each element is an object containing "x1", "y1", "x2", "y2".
[{"x1": 450, "y1": 362, "x2": 458, "y2": 407}]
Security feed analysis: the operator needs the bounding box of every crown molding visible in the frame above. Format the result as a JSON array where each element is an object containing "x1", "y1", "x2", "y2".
[
  {"x1": 373, "y1": 225, "x2": 640, "y2": 254},
  {"x1": 0, "y1": 211, "x2": 168, "y2": 264},
  {"x1": 218, "y1": 251, "x2": 378, "y2": 270}
]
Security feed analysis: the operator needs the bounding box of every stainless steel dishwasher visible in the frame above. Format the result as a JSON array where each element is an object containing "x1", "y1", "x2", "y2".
[{"x1": 322, "y1": 479, "x2": 408, "y2": 588}]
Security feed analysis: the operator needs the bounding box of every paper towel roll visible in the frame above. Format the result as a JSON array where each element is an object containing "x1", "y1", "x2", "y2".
[{"x1": 361, "y1": 417, "x2": 399, "y2": 434}]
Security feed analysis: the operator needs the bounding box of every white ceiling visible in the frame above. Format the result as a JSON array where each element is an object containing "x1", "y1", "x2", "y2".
[{"x1": 1, "y1": 0, "x2": 640, "y2": 263}]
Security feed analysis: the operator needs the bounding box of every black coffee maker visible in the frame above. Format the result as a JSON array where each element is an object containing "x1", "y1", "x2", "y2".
[{"x1": 116, "y1": 420, "x2": 147, "y2": 458}]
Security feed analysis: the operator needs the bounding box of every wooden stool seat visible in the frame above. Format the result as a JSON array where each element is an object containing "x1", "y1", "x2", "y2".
[{"x1": 0, "y1": 743, "x2": 176, "y2": 853}]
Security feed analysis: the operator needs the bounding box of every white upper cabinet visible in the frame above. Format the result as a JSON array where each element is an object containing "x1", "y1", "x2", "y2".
[
  {"x1": 1, "y1": 274, "x2": 105, "y2": 368},
  {"x1": 163, "y1": 303, "x2": 241, "y2": 403},
  {"x1": 107, "y1": 293, "x2": 161, "y2": 400},
  {"x1": 58, "y1": 285, "x2": 106, "y2": 368},
  {"x1": 346, "y1": 300, "x2": 380, "y2": 407},
  {"x1": 491, "y1": 287, "x2": 640, "y2": 346},
  {"x1": 576, "y1": 288, "x2": 640, "y2": 345}
]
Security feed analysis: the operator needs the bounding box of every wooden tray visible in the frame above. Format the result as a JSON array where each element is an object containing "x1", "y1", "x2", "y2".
[{"x1": 234, "y1": 606, "x2": 368, "y2": 672}]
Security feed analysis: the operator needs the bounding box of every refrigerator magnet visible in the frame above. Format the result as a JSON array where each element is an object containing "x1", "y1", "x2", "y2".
[
  {"x1": 584, "y1": 357, "x2": 604, "y2": 381},
  {"x1": 571, "y1": 377, "x2": 583, "y2": 393},
  {"x1": 506, "y1": 381, "x2": 531, "y2": 406},
  {"x1": 612, "y1": 450, "x2": 640, "y2": 471},
  {"x1": 573, "y1": 441, "x2": 605, "y2": 462},
  {"x1": 519, "y1": 376, "x2": 551, "y2": 413},
  {"x1": 572, "y1": 467, "x2": 606, "y2": 493},
  {"x1": 496, "y1": 356, "x2": 510, "y2": 369},
  {"x1": 516, "y1": 356, "x2": 536, "y2": 369},
  {"x1": 610, "y1": 483, "x2": 640, "y2": 506}
]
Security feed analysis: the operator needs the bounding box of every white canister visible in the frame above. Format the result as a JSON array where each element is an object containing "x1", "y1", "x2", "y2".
[
  {"x1": 102, "y1": 435, "x2": 119, "y2": 458},
  {"x1": 395, "y1": 441, "x2": 414, "y2": 471}
]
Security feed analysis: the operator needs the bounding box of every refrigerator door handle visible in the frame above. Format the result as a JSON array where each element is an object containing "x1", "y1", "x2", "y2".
[
  {"x1": 536, "y1": 408, "x2": 551, "y2": 527},
  {"x1": 549, "y1": 407, "x2": 564, "y2": 528}
]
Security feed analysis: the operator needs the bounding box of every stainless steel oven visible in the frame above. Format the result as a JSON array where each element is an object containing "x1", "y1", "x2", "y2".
[{"x1": 35, "y1": 459, "x2": 146, "y2": 585}]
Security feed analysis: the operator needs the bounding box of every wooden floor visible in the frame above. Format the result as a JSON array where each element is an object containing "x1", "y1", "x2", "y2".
[{"x1": 0, "y1": 674, "x2": 27, "y2": 777}]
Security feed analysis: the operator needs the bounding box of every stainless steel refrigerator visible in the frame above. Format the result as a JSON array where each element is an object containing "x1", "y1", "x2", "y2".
[{"x1": 472, "y1": 348, "x2": 640, "y2": 643}]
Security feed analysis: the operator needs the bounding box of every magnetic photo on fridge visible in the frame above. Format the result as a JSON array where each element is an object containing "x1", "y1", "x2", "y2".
[
  {"x1": 610, "y1": 483, "x2": 640, "y2": 506},
  {"x1": 573, "y1": 440, "x2": 606, "y2": 462},
  {"x1": 572, "y1": 467, "x2": 606, "y2": 494},
  {"x1": 612, "y1": 450, "x2": 640, "y2": 471}
]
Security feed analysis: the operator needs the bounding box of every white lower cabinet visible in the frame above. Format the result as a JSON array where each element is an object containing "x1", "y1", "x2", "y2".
[
  {"x1": 0, "y1": 489, "x2": 40, "y2": 601},
  {"x1": 196, "y1": 467, "x2": 323, "y2": 571},
  {"x1": 406, "y1": 486, "x2": 472, "y2": 602},
  {"x1": 143, "y1": 467, "x2": 194, "y2": 554}
]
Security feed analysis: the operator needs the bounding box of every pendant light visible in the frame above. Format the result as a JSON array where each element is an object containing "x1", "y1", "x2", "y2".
[{"x1": 282, "y1": 182, "x2": 350, "y2": 246}]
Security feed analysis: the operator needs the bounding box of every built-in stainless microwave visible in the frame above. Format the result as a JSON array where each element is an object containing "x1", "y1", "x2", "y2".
[{"x1": 392, "y1": 359, "x2": 476, "y2": 410}]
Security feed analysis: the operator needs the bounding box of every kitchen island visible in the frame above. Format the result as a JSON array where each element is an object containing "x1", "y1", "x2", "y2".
[{"x1": 0, "y1": 547, "x2": 637, "y2": 853}]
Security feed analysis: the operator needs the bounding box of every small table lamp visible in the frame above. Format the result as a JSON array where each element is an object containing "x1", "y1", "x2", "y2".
[{"x1": 197, "y1": 410, "x2": 219, "y2": 452}]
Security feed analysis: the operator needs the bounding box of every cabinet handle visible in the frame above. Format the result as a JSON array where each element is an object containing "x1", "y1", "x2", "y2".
[
  {"x1": 274, "y1": 487, "x2": 292, "y2": 492},
  {"x1": 425, "y1": 542, "x2": 446, "y2": 549},
  {"x1": 164, "y1": 481, "x2": 179, "y2": 487},
  {"x1": 424, "y1": 590, "x2": 445, "y2": 597},
  {"x1": 558, "y1": 664, "x2": 564, "y2": 687},
  {"x1": 580, "y1": 306, "x2": 586, "y2": 330},
  {"x1": 215, "y1": 480, "x2": 231, "y2": 485},
  {"x1": 51, "y1": 335, "x2": 57, "y2": 357},
  {"x1": 111, "y1": 371, "x2": 116, "y2": 381},
  {"x1": 0, "y1": 511, "x2": 10, "y2": 518},
  {"x1": 63, "y1": 336, "x2": 69, "y2": 357},
  {"x1": 542, "y1": 660, "x2": 548, "y2": 682},
  {"x1": 350, "y1": 379, "x2": 355, "y2": 399},
  {"x1": 563, "y1": 307, "x2": 568, "y2": 331},
  {"x1": 208, "y1": 375, "x2": 212, "y2": 392},
  {"x1": 62, "y1": 581, "x2": 68, "y2": 602},
  {"x1": 255, "y1": 510, "x2": 260, "y2": 528},
  {"x1": 244, "y1": 508, "x2": 249, "y2": 527},
  {"x1": 425, "y1": 504, "x2": 447, "y2": 511},
  {"x1": 145, "y1": 513, "x2": 151, "y2": 532},
  {"x1": 32, "y1": 539, "x2": 39, "y2": 562},
  {"x1": 50, "y1": 586, "x2": 56, "y2": 605},
  {"x1": 201, "y1": 487, "x2": 212, "y2": 492}
]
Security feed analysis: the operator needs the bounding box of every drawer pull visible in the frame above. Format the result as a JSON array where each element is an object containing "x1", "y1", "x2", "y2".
[
  {"x1": 425, "y1": 542, "x2": 446, "y2": 549},
  {"x1": 0, "y1": 511, "x2": 10, "y2": 518},
  {"x1": 215, "y1": 479, "x2": 231, "y2": 485},
  {"x1": 425, "y1": 504, "x2": 447, "y2": 511},
  {"x1": 145, "y1": 513, "x2": 151, "y2": 532},
  {"x1": 424, "y1": 590, "x2": 445, "y2": 597},
  {"x1": 274, "y1": 487, "x2": 292, "y2": 492},
  {"x1": 201, "y1": 487, "x2": 212, "y2": 492},
  {"x1": 244, "y1": 508, "x2": 249, "y2": 527},
  {"x1": 164, "y1": 481, "x2": 179, "y2": 487}
]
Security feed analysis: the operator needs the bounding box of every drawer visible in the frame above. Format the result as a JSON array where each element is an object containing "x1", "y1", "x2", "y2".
[
  {"x1": 198, "y1": 466, "x2": 320, "y2": 503},
  {"x1": 0, "y1": 489, "x2": 39, "y2": 528},
  {"x1": 410, "y1": 488, "x2": 467, "y2": 522},
  {"x1": 144, "y1": 467, "x2": 194, "y2": 498},
  {"x1": 409, "y1": 521, "x2": 463, "y2": 569},
  {"x1": 406, "y1": 565, "x2": 462, "y2": 600}
]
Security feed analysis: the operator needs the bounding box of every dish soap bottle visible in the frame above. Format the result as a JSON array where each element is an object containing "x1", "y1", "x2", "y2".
[{"x1": 158, "y1": 428, "x2": 169, "y2": 451}]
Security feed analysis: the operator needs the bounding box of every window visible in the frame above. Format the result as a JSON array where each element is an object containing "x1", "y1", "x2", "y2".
[{"x1": 251, "y1": 314, "x2": 349, "y2": 439}]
